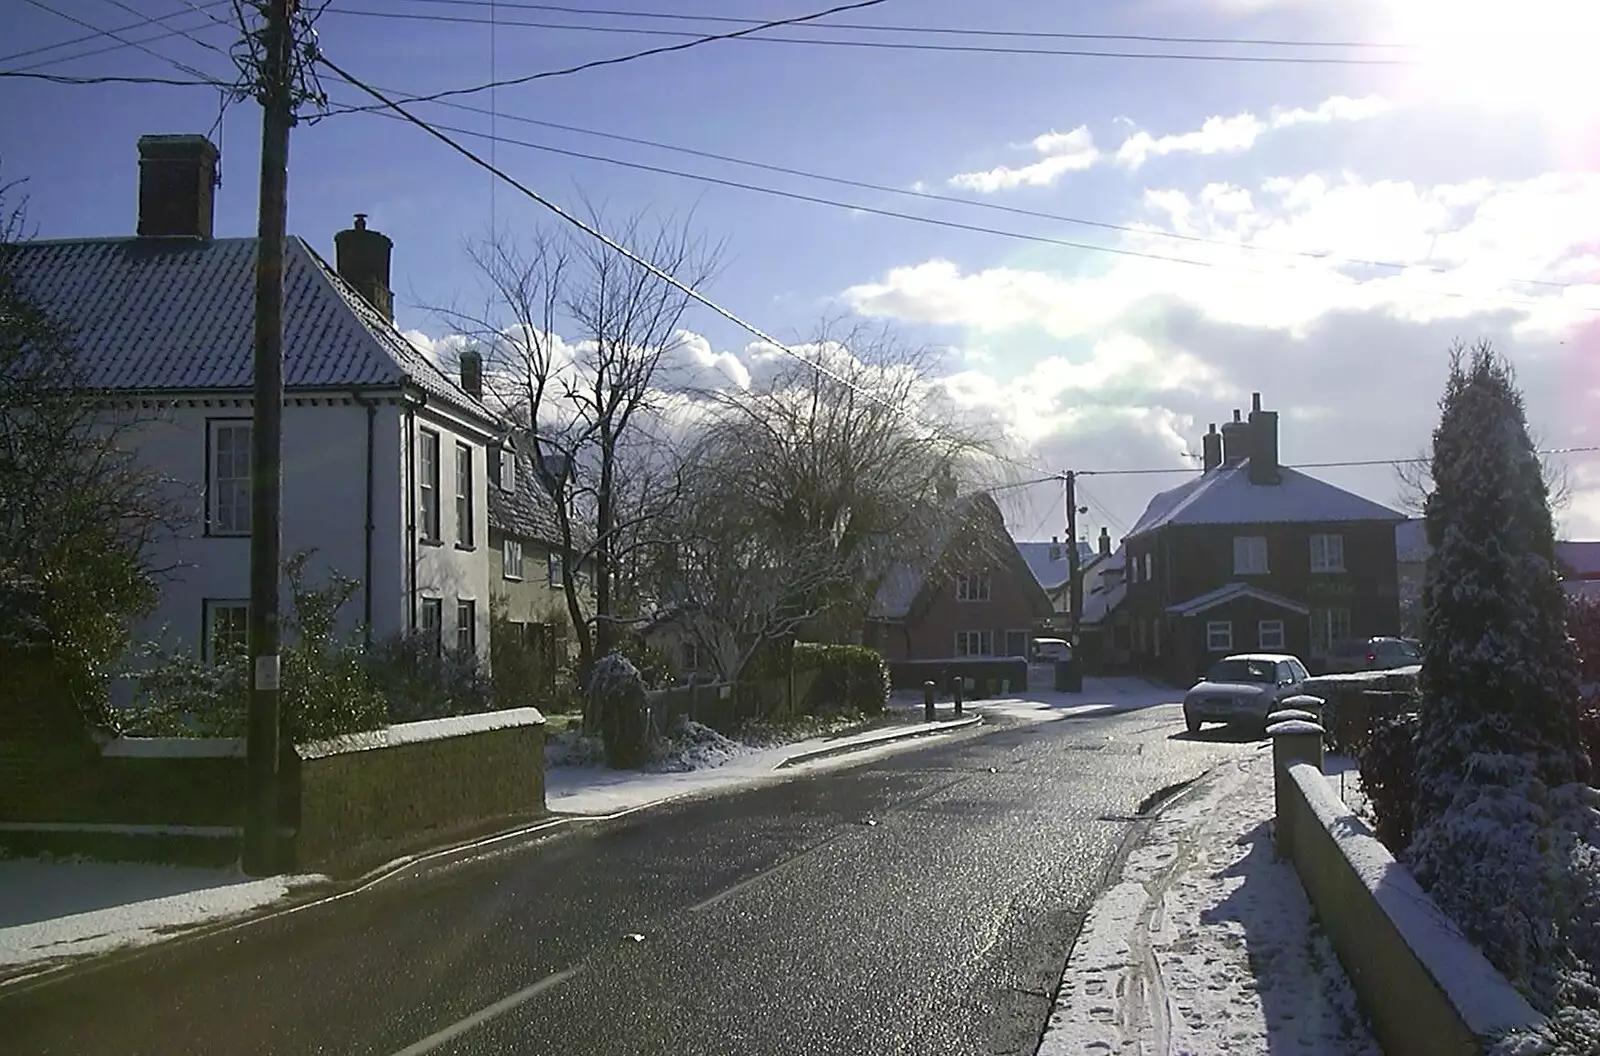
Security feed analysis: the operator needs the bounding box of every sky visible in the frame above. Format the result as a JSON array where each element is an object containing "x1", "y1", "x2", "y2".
[{"x1": 4, "y1": 0, "x2": 1599, "y2": 548}]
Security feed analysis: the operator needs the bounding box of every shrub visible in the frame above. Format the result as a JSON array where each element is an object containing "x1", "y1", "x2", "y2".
[
  {"x1": 1356, "y1": 709, "x2": 1420, "y2": 855},
  {"x1": 794, "y1": 643, "x2": 889, "y2": 715},
  {"x1": 487, "y1": 600, "x2": 557, "y2": 711},
  {"x1": 587, "y1": 651, "x2": 652, "y2": 769},
  {"x1": 365, "y1": 632, "x2": 492, "y2": 724}
]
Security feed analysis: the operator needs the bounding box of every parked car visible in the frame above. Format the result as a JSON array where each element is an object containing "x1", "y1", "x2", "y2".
[
  {"x1": 1183, "y1": 653, "x2": 1311, "y2": 734},
  {"x1": 1032, "y1": 637, "x2": 1073, "y2": 663},
  {"x1": 1322, "y1": 636, "x2": 1421, "y2": 674}
]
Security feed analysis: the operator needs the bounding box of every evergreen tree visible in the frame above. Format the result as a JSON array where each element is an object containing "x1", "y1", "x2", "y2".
[{"x1": 1410, "y1": 341, "x2": 1594, "y2": 1018}]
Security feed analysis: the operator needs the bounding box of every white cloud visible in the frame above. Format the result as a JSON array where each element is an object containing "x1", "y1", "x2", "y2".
[{"x1": 944, "y1": 95, "x2": 1394, "y2": 193}]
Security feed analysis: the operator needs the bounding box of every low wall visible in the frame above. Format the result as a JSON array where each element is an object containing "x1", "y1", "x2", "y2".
[
  {"x1": 1302, "y1": 667, "x2": 1420, "y2": 749},
  {"x1": 292, "y1": 709, "x2": 547, "y2": 873},
  {"x1": 887, "y1": 658, "x2": 1029, "y2": 694},
  {"x1": 1278, "y1": 760, "x2": 1544, "y2": 1054}
]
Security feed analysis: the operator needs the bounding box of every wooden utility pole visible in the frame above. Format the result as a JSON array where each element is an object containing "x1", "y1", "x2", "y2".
[
  {"x1": 244, "y1": 0, "x2": 294, "y2": 877},
  {"x1": 1065, "y1": 471, "x2": 1083, "y2": 647}
]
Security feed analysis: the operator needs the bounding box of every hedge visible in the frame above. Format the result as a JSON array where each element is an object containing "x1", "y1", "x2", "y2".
[{"x1": 794, "y1": 644, "x2": 890, "y2": 715}]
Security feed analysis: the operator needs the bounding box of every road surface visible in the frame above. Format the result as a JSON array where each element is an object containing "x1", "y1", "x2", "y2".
[{"x1": 3, "y1": 704, "x2": 1259, "y2": 1056}]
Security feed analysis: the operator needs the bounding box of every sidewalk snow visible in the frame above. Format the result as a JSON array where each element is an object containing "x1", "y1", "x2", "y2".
[
  {"x1": 0, "y1": 858, "x2": 326, "y2": 972},
  {"x1": 1323, "y1": 753, "x2": 1374, "y2": 823},
  {"x1": 1040, "y1": 751, "x2": 1379, "y2": 1056}
]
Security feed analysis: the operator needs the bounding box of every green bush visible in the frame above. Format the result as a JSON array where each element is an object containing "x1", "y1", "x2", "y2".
[
  {"x1": 365, "y1": 632, "x2": 492, "y2": 723},
  {"x1": 794, "y1": 643, "x2": 889, "y2": 715},
  {"x1": 587, "y1": 650, "x2": 652, "y2": 768}
]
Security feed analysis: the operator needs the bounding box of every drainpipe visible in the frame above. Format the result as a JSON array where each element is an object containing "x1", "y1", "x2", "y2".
[
  {"x1": 349, "y1": 390, "x2": 377, "y2": 642},
  {"x1": 402, "y1": 389, "x2": 428, "y2": 633}
]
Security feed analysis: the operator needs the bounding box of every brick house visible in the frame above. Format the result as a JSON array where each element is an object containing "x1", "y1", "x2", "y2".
[
  {"x1": 1014, "y1": 533, "x2": 1105, "y2": 636},
  {"x1": 864, "y1": 492, "x2": 1054, "y2": 661},
  {"x1": 1123, "y1": 394, "x2": 1404, "y2": 683}
]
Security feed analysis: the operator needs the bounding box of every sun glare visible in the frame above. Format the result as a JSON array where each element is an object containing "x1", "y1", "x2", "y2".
[{"x1": 1388, "y1": 0, "x2": 1600, "y2": 119}]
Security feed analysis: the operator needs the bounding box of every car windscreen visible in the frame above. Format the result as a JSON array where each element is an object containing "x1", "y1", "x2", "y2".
[{"x1": 1205, "y1": 658, "x2": 1277, "y2": 684}]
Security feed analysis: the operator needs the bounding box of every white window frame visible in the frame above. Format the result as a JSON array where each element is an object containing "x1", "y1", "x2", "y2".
[
  {"x1": 203, "y1": 599, "x2": 250, "y2": 662},
  {"x1": 1233, "y1": 536, "x2": 1269, "y2": 575},
  {"x1": 207, "y1": 420, "x2": 252, "y2": 536},
  {"x1": 419, "y1": 429, "x2": 441, "y2": 542},
  {"x1": 455, "y1": 442, "x2": 475, "y2": 548},
  {"x1": 1206, "y1": 620, "x2": 1234, "y2": 652},
  {"x1": 1310, "y1": 533, "x2": 1346, "y2": 573},
  {"x1": 1143, "y1": 552, "x2": 1153, "y2": 582},
  {"x1": 1258, "y1": 619, "x2": 1286, "y2": 651},
  {"x1": 499, "y1": 445, "x2": 516, "y2": 493},
  {"x1": 955, "y1": 629, "x2": 995, "y2": 656},
  {"x1": 1310, "y1": 607, "x2": 1353, "y2": 654},
  {"x1": 502, "y1": 537, "x2": 524, "y2": 581},
  {"x1": 549, "y1": 552, "x2": 566, "y2": 588},
  {"x1": 456, "y1": 598, "x2": 476, "y2": 654},
  {"x1": 956, "y1": 571, "x2": 993, "y2": 602}
]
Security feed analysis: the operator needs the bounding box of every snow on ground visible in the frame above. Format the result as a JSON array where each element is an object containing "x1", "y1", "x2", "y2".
[
  {"x1": 1040, "y1": 751, "x2": 1379, "y2": 1056},
  {"x1": 889, "y1": 675, "x2": 1180, "y2": 726},
  {"x1": 0, "y1": 858, "x2": 327, "y2": 972},
  {"x1": 1323, "y1": 754, "x2": 1374, "y2": 823}
]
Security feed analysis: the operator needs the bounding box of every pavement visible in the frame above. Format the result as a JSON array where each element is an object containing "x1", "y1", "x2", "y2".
[{"x1": 0, "y1": 699, "x2": 1255, "y2": 1056}]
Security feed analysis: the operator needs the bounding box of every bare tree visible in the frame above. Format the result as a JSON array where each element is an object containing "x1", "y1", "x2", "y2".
[
  {"x1": 689, "y1": 318, "x2": 999, "y2": 642},
  {"x1": 437, "y1": 205, "x2": 721, "y2": 680}
]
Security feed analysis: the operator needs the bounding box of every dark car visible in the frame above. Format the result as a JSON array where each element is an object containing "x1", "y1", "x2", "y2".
[{"x1": 1322, "y1": 636, "x2": 1420, "y2": 675}]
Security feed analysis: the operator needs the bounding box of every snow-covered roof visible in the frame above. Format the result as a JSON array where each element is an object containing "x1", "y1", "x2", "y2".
[
  {"x1": 1127, "y1": 465, "x2": 1403, "y2": 539},
  {"x1": 1080, "y1": 580, "x2": 1126, "y2": 625},
  {"x1": 1013, "y1": 539, "x2": 1097, "y2": 590},
  {"x1": 488, "y1": 442, "x2": 563, "y2": 546},
  {"x1": 1166, "y1": 582, "x2": 1310, "y2": 617},
  {"x1": 10, "y1": 235, "x2": 495, "y2": 423},
  {"x1": 1394, "y1": 519, "x2": 1428, "y2": 563},
  {"x1": 868, "y1": 493, "x2": 1050, "y2": 621},
  {"x1": 1397, "y1": 524, "x2": 1600, "y2": 580}
]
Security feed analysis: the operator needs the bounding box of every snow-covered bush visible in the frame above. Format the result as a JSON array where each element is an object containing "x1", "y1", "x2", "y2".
[
  {"x1": 365, "y1": 631, "x2": 492, "y2": 723},
  {"x1": 1408, "y1": 342, "x2": 1599, "y2": 1040},
  {"x1": 1356, "y1": 709, "x2": 1419, "y2": 853},
  {"x1": 586, "y1": 651, "x2": 652, "y2": 769}
]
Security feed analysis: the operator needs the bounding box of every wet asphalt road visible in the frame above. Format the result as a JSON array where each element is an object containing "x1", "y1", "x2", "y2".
[{"x1": 2, "y1": 704, "x2": 1258, "y2": 1056}]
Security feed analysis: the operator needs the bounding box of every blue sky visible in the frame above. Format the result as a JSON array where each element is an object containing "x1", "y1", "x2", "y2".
[{"x1": 5, "y1": 0, "x2": 1599, "y2": 545}]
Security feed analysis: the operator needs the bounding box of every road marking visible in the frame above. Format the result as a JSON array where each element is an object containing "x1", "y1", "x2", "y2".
[
  {"x1": 387, "y1": 967, "x2": 581, "y2": 1056},
  {"x1": 688, "y1": 831, "x2": 848, "y2": 914}
]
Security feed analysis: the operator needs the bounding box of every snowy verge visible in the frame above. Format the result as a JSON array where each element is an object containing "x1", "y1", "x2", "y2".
[
  {"x1": 0, "y1": 859, "x2": 327, "y2": 973},
  {"x1": 1041, "y1": 754, "x2": 1380, "y2": 1056}
]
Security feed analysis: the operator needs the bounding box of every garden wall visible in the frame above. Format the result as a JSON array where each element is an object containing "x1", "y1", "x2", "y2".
[{"x1": 1276, "y1": 758, "x2": 1544, "y2": 1055}]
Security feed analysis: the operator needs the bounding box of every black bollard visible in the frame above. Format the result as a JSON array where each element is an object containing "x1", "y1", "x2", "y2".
[
  {"x1": 923, "y1": 680, "x2": 936, "y2": 722},
  {"x1": 951, "y1": 676, "x2": 964, "y2": 718}
]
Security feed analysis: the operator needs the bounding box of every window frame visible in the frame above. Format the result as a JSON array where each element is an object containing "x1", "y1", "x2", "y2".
[
  {"x1": 502, "y1": 537, "x2": 524, "y2": 581},
  {"x1": 548, "y1": 551, "x2": 566, "y2": 588},
  {"x1": 1309, "y1": 533, "x2": 1346, "y2": 574},
  {"x1": 418, "y1": 429, "x2": 441, "y2": 543},
  {"x1": 206, "y1": 419, "x2": 253, "y2": 537},
  {"x1": 1206, "y1": 619, "x2": 1234, "y2": 652},
  {"x1": 1143, "y1": 552, "x2": 1154, "y2": 582},
  {"x1": 1233, "y1": 535, "x2": 1269, "y2": 575},
  {"x1": 1310, "y1": 607, "x2": 1353, "y2": 654},
  {"x1": 1258, "y1": 618, "x2": 1286, "y2": 651},
  {"x1": 955, "y1": 571, "x2": 993, "y2": 602},
  {"x1": 419, "y1": 596, "x2": 443, "y2": 654},
  {"x1": 954, "y1": 629, "x2": 995, "y2": 656},
  {"x1": 456, "y1": 598, "x2": 476, "y2": 654},
  {"x1": 455, "y1": 442, "x2": 475, "y2": 549},
  {"x1": 203, "y1": 599, "x2": 250, "y2": 662}
]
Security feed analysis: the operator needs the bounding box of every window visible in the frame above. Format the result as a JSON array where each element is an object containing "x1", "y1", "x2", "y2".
[
  {"x1": 549, "y1": 552, "x2": 566, "y2": 588},
  {"x1": 1258, "y1": 619, "x2": 1286, "y2": 651},
  {"x1": 1310, "y1": 533, "x2": 1345, "y2": 573},
  {"x1": 1206, "y1": 620, "x2": 1234, "y2": 652},
  {"x1": 1143, "y1": 553, "x2": 1154, "y2": 582},
  {"x1": 418, "y1": 430, "x2": 441, "y2": 542},
  {"x1": 1233, "y1": 536, "x2": 1269, "y2": 575},
  {"x1": 683, "y1": 640, "x2": 700, "y2": 673},
  {"x1": 503, "y1": 538, "x2": 524, "y2": 580},
  {"x1": 955, "y1": 630, "x2": 994, "y2": 656},
  {"x1": 1276, "y1": 661, "x2": 1295, "y2": 685},
  {"x1": 208, "y1": 421, "x2": 252, "y2": 535},
  {"x1": 1129, "y1": 556, "x2": 1139, "y2": 584},
  {"x1": 204, "y1": 600, "x2": 249, "y2": 661},
  {"x1": 419, "y1": 597, "x2": 443, "y2": 653},
  {"x1": 455, "y1": 443, "x2": 474, "y2": 547},
  {"x1": 1005, "y1": 630, "x2": 1030, "y2": 657},
  {"x1": 956, "y1": 571, "x2": 992, "y2": 602},
  {"x1": 456, "y1": 598, "x2": 476, "y2": 653},
  {"x1": 494, "y1": 445, "x2": 515, "y2": 492},
  {"x1": 1310, "y1": 607, "x2": 1353, "y2": 654}
]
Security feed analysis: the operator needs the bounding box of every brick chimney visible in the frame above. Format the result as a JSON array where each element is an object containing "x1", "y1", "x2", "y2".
[
  {"x1": 137, "y1": 134, "x2": 219, "y2": 239},
  {"x1": 1247, "y1": 391, "x2": 1280, "y2": 485},
  {"x1": 1220, "y1": 409, "x2": 1250, "y2": 466},
  {"x1": 1098, "y1": 526, "x2": 1112, "y2": 558},
  {"x1": 334, "y1": 214, "x2": 394, "y2": 321},
  {"x1": 1202, "y1": 423, "x2": 1223, "y2": 472},
  {"x1": 459, "y1": 348, "x2": 483, "y2": 400}
]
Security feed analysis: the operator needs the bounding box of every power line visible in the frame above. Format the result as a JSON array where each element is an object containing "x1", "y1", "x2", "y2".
[
  {"x1": 0, "y1": 69, "x2": 227, "y2": 86},
  {"x1": 382, "y1": 0, "x2": 1414, "y2": 50},
  {"x1": 327, "y1": 0, "x2": 895, "y2": 114},
  {"x1": 1076, "y1": 446, "x2": 1600, "y2": 477},
  {"x1": 0, "y1": 0, "x2": 232, "y2": 65},
  {"x1": 330, "y1": 101, "x2": 1599, "y2": 315},
  {"x1": 19, "y1": 0, "x2": 221, "y2": 83},
  {"x1": 323, "y1": 7, "x2": 1418, "y2": 66},
  {"x1": 330, "y1": 91, "x2": 1574, "y2": 294},
  {"x1": 95, "y1": 0, "x2": 235, "y2": 61}
]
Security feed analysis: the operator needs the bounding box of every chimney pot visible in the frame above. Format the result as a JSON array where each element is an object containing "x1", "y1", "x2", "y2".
[
  {"x1": 1098, "y1": 525, "x2": 1112, "y2": 558},
  {"x1": 1233, "y1": 409, "x2": 1242, "y2": 422},
  {"x1": 335, "y1": 214, "x2": 395, "y2": 322},
  {"x1": 136, "y1": 134, "x2": 219, "y2": 240},
  {"x1": 1202, "y1": 422, "x2": 1224, "y2": 472},
  {"x1": 1248, "y1": 396, "x2": 1280, "y2": 486},
  {"x1": 1221, "y1": 416, "x2": 1251, "y2": 466},
  {"x1": 1252, "y1": 392, "x2": 1262, "y2": 412}
]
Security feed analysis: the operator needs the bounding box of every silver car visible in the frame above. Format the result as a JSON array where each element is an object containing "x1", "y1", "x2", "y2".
[{"x1": 1183, "y1": 653, "x2": 1310, "y2": 734}]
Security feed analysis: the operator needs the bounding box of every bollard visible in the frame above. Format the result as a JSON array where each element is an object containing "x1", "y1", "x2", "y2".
[
  {"x1": 951, "y1": 676, "x2": 964, "y2": 718},
  {"x1": 1267, "y1": 717, "x2": 1325, "y2": 862},
  {"x1": 923, "y1": 680, "x2": 936, "y2": 722}
]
